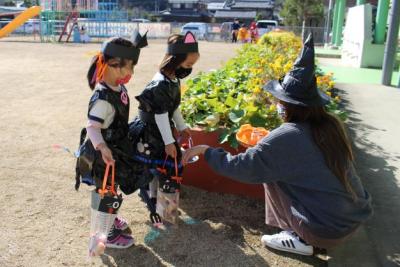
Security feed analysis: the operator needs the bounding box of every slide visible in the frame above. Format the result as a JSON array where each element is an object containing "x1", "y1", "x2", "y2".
[{"x1": 0, "y1": 6, "x2": 41, "y2": 38}]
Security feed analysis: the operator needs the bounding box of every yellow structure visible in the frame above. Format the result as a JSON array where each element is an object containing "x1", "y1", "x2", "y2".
[{"x1": 0, "y1": 6, "x2": 41, "y2": 38}]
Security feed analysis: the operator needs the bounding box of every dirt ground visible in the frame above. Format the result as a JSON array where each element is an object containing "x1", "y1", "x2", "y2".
[{"x1": 0, "y1": 38, "x2": 326, "y2": 267}]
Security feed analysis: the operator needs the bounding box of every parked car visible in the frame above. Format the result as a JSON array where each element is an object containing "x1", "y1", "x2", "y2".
[
  {"x1": 256, "y1": 20, "x2": 278, "y2": 36},
  {"x1": 181, "y1": 22, "x2": 209, "y2": 40},
  {"x1": 220, "y1": 22, "x2": 233, "y2": 42},
  {"x1": 12, "y1": 19, "x2": 40, "y2": 34},
  {"x1": 131, "y1": 18, "x2": 150, "y2": 23}
]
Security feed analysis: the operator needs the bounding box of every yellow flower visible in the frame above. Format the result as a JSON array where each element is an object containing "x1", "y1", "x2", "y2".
[
  {"x1": 253, "y1": 87, "x2": 262, "y2": 94},
  {"x1": 335, "y1": 96, "x2": 340, "y2": 101},
  {"x1": 283, "y1": 63, "x2": 292, "y2": 73},
  {"x1": 326, "y1": 91, "x2": 332, "y2": 97},
  {"x1": 328, "y1": 81, "x2": 335, "y2": 89},
  {"x1": 269, "y1": 104, "x2": 277, "y2": 112},
  {"x1": 181, "y1": 84, "x2": 188, "y2": 95}
]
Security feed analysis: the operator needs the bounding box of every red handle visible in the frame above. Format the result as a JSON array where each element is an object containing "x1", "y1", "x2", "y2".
[{"x1": 99, "y1": 163, "x2": 116, "y2": 197}]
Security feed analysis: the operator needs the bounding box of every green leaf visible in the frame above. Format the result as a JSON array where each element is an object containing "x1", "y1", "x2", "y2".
[
  {"x1": 248, "y1": 113, "x2": 268, "y2": 127},
  {"x1": 228, "y1": 109, "x2": 245, "y2": 123},
  {"x1": 225, "y1": 96, "x2": 238, "y2": 108},
  {"x1": 206, "y1": 98, "x2": 219, "y2": 108},
  {"x1": 228, "y1": 133, "x2": 239, "y2": 149},
  {"x1": 204, "y1": 113, "x2": 220, "y2": 126},
  {"x1": 218, "y1": 128, "x2": 230, "y2": 144},
  {"x1": 243, "y1": 103, "x2": 258, "y2": 113}
]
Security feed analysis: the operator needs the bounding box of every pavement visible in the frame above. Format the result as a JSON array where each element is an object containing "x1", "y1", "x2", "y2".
[
  {"x1": 315, "y1": 47, "x2": 342, "y2": 58},
  {"x1": 318, "y1": 57, "x2": 400, "y2": 86},
  {"x1": 319, "y1": 58, "x2": 400, "y2": 267}
]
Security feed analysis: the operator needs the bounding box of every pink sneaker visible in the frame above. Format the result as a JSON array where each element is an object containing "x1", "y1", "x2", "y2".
[
  {"x1": 106, "y1": 230, "x2": 134, "y2": 249},
  {"x1": 114, "y1": 216, "x2": 129, "y2": 231}
]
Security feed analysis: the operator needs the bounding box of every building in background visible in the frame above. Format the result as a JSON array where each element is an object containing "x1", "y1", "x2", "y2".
[
  {"x1": 208, "y1": 0, "x2": 274, "y2": 23},
  {"x1": 158, "y1": 0, "x2": 211, "y2": 22}
]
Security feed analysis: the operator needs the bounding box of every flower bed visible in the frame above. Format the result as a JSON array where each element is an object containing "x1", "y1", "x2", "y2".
[
  {"x1": 182, "y1": 31, "x2": 345, "y2": 148},
  {"x1": 181, "y1": 31, "x2": 345, "y2": 199}
]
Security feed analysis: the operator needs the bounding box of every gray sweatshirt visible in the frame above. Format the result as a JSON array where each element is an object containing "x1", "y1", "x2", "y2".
[{"x1": 205, "y1": 122, "x2": 372, "y2": 239}]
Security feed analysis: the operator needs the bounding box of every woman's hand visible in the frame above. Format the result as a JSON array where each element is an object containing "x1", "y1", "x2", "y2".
[
  {"x1": 182, "y1": 145, "x2": 209, "y2": 165},
  {"x1": 98, "y1": 143, "x2": 115, "y2": 165},
  {"x1": 165, "y1": 143, "x2": 177, "y2": 158},
  {"x1": 179, "y1": 127, "x2": 192, "y2": 144}
]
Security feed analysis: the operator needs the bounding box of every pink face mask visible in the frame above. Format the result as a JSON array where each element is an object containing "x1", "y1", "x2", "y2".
[{"x1": 116, "y1": 74, "x2": 132, "y2": 85}]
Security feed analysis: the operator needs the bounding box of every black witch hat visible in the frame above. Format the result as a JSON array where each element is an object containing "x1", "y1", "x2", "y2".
[{"x1": 263, "y1": 33, "x2": 330, "y2": 107}]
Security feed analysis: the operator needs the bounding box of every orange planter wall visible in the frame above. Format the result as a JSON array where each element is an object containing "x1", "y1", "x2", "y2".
[{"x1": 182, "y1": 128, "x2": 265, "y2": 200}]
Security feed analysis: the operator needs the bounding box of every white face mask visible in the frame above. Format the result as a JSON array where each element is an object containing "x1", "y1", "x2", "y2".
[{"x1": 277, "y1": 103, "x2": 286, "y2": 118}]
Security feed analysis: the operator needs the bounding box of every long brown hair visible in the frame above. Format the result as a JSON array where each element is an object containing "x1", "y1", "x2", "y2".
[
  {"x1": 159, "y1": 34, "x2": 193, "y2": 75},
  {"x1": 282, "y1": 101, "x2": 356, "y2": 198}
]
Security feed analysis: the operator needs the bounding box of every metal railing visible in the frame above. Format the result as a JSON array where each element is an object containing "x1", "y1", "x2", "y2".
[{"x1": 1, "y1": 19, "x2": 326, "y2": 44}]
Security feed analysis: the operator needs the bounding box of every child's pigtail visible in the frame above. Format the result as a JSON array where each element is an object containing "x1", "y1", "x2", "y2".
[
  {"x1": 87, "y1": 54, "x2": 100, "y2": 90},
  {"x1": 95, "y1": 53, "x2": 107, "y2": 83}
]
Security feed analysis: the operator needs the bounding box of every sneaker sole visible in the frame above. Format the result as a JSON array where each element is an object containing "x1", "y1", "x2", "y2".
[
  {"x1": 106, "y1": 241, "x2": 134, "y2": 249},
  {"x1": 115, "y1": 224, "x2": 129, "y2": 231},
  {"x1": 263, "y1": 241, "x2": 313, "y2": 256}
]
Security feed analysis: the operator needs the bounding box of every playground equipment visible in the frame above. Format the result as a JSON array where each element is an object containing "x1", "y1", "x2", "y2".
[
  {"x1": 0, "y1": 6, "x2": 41, "y2": 38},
  {"x1": 39, "y1": 0, "x2": 128, "y2": 42},
  {"x1": 58, "y1": 10, "x2": 79, "y2": 42}
]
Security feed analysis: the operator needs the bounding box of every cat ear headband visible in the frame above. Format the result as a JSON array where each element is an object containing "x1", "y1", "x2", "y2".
[
  {"x1": 94, "y1": 32, "x2": 148, "y2": 83},
  {"x1": 101, "y1": 31, "x2": 148, "y2": 64},
  {"x1": 167, "y1": 31, "x2": 198, "y2": 55}
]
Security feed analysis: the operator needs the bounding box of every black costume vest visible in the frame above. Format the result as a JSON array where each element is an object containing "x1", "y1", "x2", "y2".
[
  {"x1": 88, "y1": 82, "x2": 130, "y2": 143},
  {"x1": 76, "y1": 83, "x2": 151, "y2": 195}
]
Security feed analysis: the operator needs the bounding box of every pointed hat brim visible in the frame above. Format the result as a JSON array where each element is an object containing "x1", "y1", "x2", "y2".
[{"x1": 263, "y1": 79, "x2": 331, "y2": 107}]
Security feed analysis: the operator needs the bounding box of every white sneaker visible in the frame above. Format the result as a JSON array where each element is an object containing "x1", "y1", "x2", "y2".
[{"x1": 261, "y1": 230, "x2": 313, "y2": 256}]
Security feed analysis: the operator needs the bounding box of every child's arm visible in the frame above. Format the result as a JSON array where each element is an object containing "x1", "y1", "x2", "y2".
[
  {"x1": 86, "y1": 120, "x2": 105, "y2": 149},
  {"x1": 172, "y1": 108, "x2": 188, "y2": 131},
  {"x1": 155, "y1": 113, "x2": 177, "y2": 158},
  {"x1": 155, "y1": 113, "x2": 175, "y2": 144},
  {"x1": 172, "y1": 108, "x2": 191, "y2": 138},
  {"x1": 86, "y1": 100, "x2": 115, "y2": 164},
  {"x1": 86, "y1": 120, "x2": 114, "y2": 164}
]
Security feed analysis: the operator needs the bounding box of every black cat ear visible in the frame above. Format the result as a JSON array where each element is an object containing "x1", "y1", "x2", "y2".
[{"x1": 132, "y1": 30, "x2": 148, "y2": 48}]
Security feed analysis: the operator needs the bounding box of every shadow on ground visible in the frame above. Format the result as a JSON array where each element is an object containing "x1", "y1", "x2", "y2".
[
  {"x1": 146, "y1": 185, "x2": 327, "y2": 266},
  {"x1": 328, "y1": 89, "x2": 400, "y2": 266}
]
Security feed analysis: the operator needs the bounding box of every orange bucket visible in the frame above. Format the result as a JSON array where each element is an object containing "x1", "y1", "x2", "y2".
[{"x1": 236, "y1": 124, "x2": 269, "y2": 147}]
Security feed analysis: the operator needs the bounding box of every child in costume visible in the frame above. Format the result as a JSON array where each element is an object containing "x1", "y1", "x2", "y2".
[
  {"x1": 131, "y1": 32, "x2": 199, "y2": 224},
  {"x1": 76, "y1": 34, "x2": 149, "y2": 250},
  {"x1": 238, "y1": 24, "x2": 250, "y2": 43},
  {"x1": 249, "y1": 21, "x2": 259, "y2": 43}
]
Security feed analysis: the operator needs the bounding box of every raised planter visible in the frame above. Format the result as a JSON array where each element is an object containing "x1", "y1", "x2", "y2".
[{"x1": 182, "y1": 128, "x2": 265, "y2": 200}]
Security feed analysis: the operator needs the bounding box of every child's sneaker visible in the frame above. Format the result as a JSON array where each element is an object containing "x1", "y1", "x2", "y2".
[
  {"x1": 106, "y1": 229, "x2": 134, "y2": 249},
  {"x1": 114, "y1": 216, "x2": 129, "y2": 231},
  {"x1": 261, "y1": 230, "x2": 313, "y2": 256}
]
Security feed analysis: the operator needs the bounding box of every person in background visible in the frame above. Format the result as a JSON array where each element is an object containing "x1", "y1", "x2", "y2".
[
  {"x1": 237, "y1": 24, "x2": 249, "y2": 43},
  {"x1": 250, "y1": 21, "x2": 259, "y2": 43},
  {"x1": 231, "y1": 18, "x2": 240, "y2": 43}
]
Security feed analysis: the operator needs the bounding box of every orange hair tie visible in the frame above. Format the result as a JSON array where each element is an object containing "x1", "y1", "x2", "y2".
[{"x1": 95, "y1": 52, "x2": 108, "y2": 83}]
